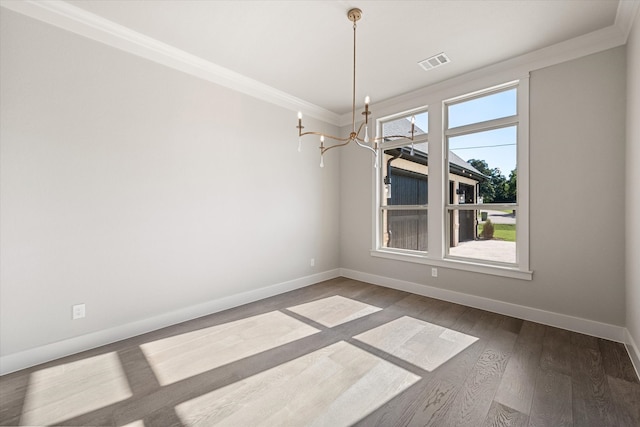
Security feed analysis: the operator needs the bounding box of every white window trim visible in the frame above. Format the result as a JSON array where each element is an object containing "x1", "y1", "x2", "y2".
[{"x1": 371, "y1": 75, "x2": 531, "y2": 280}]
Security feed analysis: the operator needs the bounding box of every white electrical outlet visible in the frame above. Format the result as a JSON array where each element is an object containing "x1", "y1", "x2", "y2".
[
  {"x1": 310, "y1": 258, "x2": 315, "y2": 267},
  {"x1": 72, "y1": 304, "x2": 85, "y2": 320},
  {"x1": 431, "y1": 268, "x2": 438, "y2": 278}
]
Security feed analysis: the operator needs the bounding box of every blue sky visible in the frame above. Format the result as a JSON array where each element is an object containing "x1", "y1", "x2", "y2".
[
  {"x1": 384, "y1": 88, "x2": 517, "y2": 176},
  {"x1": 447, "y1": 88, "x2": 517, "y2": 176},
  {"x1": 449, "y1": 126, "x2": 517, "y2": 176}
]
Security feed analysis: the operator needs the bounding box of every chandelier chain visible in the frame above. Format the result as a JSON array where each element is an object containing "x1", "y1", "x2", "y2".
[{"x1": 352, "y1": 20, "x2": 357, "y2": 134}]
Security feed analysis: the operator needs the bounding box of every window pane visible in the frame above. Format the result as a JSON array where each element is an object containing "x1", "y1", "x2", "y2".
[
  {"x1": 382, "y1": 111, "x2": 428, "y2": 140},
  {"x1": 381, "y1": 209, "x2": 428, "y2": 251},
  {"x1": 448, "y1": 88, "x2": 516, "y2": 128},
  {"x1": 448, "y1": 208, "x2": 516, "y2": 264},
  {"x1": 448, "y1": 126, "x2": 517, "y2": 203},
  {"x1": 382, "y1": 144, "x2": 428, "y2": 206}
]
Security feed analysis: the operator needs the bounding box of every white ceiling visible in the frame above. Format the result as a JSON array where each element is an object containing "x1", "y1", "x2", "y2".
[{"x1": 11, "y1": 1, "x2": 632, "y2": 115}]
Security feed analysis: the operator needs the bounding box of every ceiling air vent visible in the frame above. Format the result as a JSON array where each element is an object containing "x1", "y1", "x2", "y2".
[{"x1": 418, "y1": 52, "x2": 451, "y2": 71}]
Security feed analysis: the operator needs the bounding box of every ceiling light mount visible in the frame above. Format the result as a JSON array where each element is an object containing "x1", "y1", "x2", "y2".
[
  {"x1": 347, "y1": 8, "x2": 362, "y2": 23},
  {"x1": 296, "y1": 7, "x2": 416, "y2": 167}
]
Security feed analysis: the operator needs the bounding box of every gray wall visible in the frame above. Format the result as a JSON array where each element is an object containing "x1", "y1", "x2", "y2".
[
  {"x1": 627, "y1": 10, "x2": 640, "y2": 354},
  {"x1": 340, "y1": 46, "x2": 627, "y2": 327},
  {"x1": 1, "y1": 5, "x2": 634, "y2": 367},
  {"x1": 0, "y1": 10, "x2": 340, "y2": 358}
]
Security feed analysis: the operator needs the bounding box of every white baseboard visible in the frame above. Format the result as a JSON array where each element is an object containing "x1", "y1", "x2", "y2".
[
  {"x1": 0, "y1": 269, "x2": 340, "y2": 376},
  {"x1": 624, "y1": 329, "x2": 640, "y2": 380},
  {"x1": 340, "y1": 268, "x2": 627, "y2": 343},
  {"x1": 3, "y1": 268, "x2": 633, "y2": 377}
]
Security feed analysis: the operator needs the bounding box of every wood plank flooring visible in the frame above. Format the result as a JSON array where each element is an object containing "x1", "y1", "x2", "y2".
[{"x1": 1, "y1": 277, "x2": 639, "y2": 426}]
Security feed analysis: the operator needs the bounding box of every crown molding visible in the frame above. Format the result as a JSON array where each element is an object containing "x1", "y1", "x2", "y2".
[
  {"x1": 342, "y1": 22, "x2": 629, "y2": 126},
  {"x1": 616, "y1": 0, "x2": 640, "y2": 41},
  {"x1": 339, "y1": 1, "x2": 637, "y2": 125},
  {"x1": 0, "y1": 0, "x2": 342, "y2": 126},
  {"x1": 2, "y1": 0, "x2": 635, "y2": 129}
]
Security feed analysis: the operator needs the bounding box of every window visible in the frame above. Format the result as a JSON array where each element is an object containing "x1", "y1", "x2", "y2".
[
  {"x1": 374, "y1": 80, "x2": 530, "y2": 279},
  {"x1": 446, "y1": 87, "x2": 518, "y2": 265},
  {"x1": 379, "y1": 111, "x2": 428, "y2": 253}
]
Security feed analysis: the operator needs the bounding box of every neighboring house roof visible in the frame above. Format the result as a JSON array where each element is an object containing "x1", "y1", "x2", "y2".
[
  {"x1": 382, "y1": 118, "x2": 487, "y2": 181},
  {"x1": 382, "y1": 117, "x2": 427, "y2": 139}
]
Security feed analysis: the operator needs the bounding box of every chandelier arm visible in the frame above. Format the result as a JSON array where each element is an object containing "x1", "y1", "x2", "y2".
[
  {"x1": 352, "y1": 121, "x2": 417, "y2": 153},
  {"x1": 355, "y1": 120, "x2": 370, "y2": 140},
  {"x1": 354, "y1": 139, "x2": 378, "y2": 155},
  {"x1": 299, "y1": 131, "x2": 351, "y2": 143},
  {"x1": 373, "y1": 134, "x2": 416, "y2": 143},
  {"x1": 320, "y1": 139, "x2": 351, "y2": 155}
]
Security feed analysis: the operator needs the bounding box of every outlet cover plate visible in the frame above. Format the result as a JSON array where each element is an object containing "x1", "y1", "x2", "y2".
[{"x1": 72, "y1": 304, "x2": 85, "y2": 320}]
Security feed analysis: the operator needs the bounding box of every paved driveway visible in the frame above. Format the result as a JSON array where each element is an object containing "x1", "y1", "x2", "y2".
[{"x1": 481, "y1": 209, "x2": 516, "y2": 225}]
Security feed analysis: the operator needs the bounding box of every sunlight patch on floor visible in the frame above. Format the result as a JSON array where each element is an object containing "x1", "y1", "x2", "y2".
[
  {"x1": 140, "y1": 311, "x2": 320, "y2": 385},
  {"x1": 21, "y1": 352, "x2": 132, "y2": 426},
  {"x1": 449, "y1": 239, "x2": 516, "y2": 264},
  {"x1": 175, "y1": 341, "x2": 420, "y2": 426},
  {"x1": 287, "y1": 295, "x2": 382, "y2": 327},
  {"x1": 355, "y1": 316, "x2": 479, "y2": 371}
]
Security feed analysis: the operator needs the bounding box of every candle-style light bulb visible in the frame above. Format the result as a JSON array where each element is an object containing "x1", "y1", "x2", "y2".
[
  {"x1": 410, "y1": 143, "x2": 415, "y2": 156},
  {"x1": 363, "y1": 96, "x2": 371, "y2": 141},
  {"x1": 297, "y1": 111, "x2": 303, "y2": 152}
]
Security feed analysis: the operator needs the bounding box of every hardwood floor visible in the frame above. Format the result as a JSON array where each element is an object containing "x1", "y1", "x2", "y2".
[{"x1": 1, "y1": 278, "x2": 639, "y2": 426}]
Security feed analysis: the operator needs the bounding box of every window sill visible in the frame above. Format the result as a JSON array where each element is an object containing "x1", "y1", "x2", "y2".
[{"x1": 370, "y1": 249, "x2": 533, "y2": 280}]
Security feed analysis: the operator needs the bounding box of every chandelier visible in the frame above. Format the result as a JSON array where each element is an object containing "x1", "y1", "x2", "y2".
[{"x1": 296, "y1": 8, "x2": 416, "y2": 167}]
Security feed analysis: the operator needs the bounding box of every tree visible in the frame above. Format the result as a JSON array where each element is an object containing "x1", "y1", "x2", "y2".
[
  {"x1": 468, "y1": 159, "x2": 496, "y2": 202},
  {"x1": 492, "y1": 170, "x2": 509, "y2": 202},
  {"x1": 506, "y1": 169, "x2": 517, "y2": 202},
  {"x1": 467, "y1": 159, "x2": 517, "y2": 203}
]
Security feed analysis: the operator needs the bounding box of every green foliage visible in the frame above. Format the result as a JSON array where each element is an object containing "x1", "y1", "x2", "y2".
[
  {"x1": 480, "y1": 219, "x2": 495, "y2": 239},
  {"x1": 506, "y1": 169, "x2": 517, "y2": 202},
  {"x1": 478, "y1": 223, "x2": 516, "y2": 242},
  {"x1": 467, "y1": 159, "x2": 517, "y2": 203},
  {"x1": 492, "y1": 173, "x2": 508, "y2": 202},
  {"x1": 468, "y1": 159, "x2": 495, "y2": 202}
]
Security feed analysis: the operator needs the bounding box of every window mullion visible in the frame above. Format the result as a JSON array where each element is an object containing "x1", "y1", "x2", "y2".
[
  {"x1": 446, "y1": 204, "x2": 516, "y2": 210},
  {"x1": 382, "y1": 205, "x2": 428, "y2": 211},
  {"x1": 516, "y1": 76, "x2": 530, "y2": 270},
  {"x1": 445, "y1": 115, "x2": 518, "y2": 138},
  {"x1": 428, "y1": 104, "x2": 444, "y2": 260}
]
